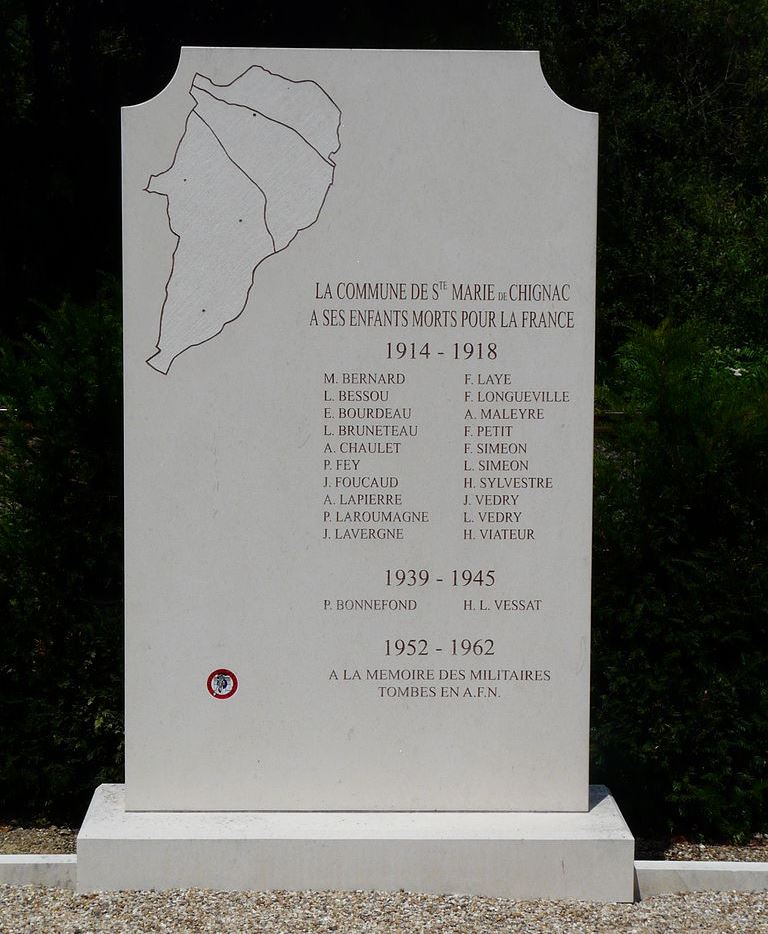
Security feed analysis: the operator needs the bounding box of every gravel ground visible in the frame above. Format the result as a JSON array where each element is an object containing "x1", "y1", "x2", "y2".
[
  {"x1": 636, "y1": 834, "x2": 768, "y2": 862},
  {"x1": 0, "y1": 886, "x2": 767, "y2": 933},
  {"x1": 0, "y1": 827, "x2": 77, "y2": 856}
]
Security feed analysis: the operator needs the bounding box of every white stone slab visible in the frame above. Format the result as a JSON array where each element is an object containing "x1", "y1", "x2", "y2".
[
  {"x1": 635, "y1": 860, "x2": 768, "y2": 898},
  {"x1": 122, "y1": 47, "x2": 598, "y2": 813},
  {"x1": 77, "y1": 784, "x2": 633, "y2": 900},
  {"x1": 0, "y1": 855, "x2": 77, "y2": 889}
]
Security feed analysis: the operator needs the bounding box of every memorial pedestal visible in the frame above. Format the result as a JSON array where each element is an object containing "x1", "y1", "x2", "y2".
[
  {"x1": 77, "y1": 784, "x2": 634, "y2": 902},
  {"x1": 107, "y1": 46, "x2": 619, "y2": 904}
]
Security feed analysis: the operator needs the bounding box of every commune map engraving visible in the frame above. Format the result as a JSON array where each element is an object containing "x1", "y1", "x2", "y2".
[{"x1": 145, "y1": 66, "x2": 342, "y2": 373}]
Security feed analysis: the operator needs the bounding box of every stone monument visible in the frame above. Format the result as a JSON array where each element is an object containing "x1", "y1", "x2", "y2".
[{"x1": 77, "y1": 47, "x2": 634, "y2": 900}]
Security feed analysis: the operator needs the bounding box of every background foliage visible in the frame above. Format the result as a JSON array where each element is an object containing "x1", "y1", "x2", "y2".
[
  {"x1": 0, "y1": 0, "x2": 766, "y2": 835},
  {"x1": 0, "y1": 285, "x2": 123, "y2": 821},
  {"x1": 592, "y1": 325, "x2": 768, "y2": 837}
]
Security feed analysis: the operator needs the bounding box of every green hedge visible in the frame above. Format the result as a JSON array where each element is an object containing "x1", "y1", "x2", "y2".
[
  {"x1": 591, "y1": 322, "x2": 768, "y2": 838},
  {"x1": 0, "y1": 285, "x2": 123, "y2": 822}
]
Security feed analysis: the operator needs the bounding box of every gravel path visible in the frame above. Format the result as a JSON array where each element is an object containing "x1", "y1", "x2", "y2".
[
  {"x1": 636, "y1": 834, "x2": 768, "y2": 863},
  {"x1": 0, "y1": 827, "x2": 77, "y2": 855},
  {"x1": 1, "y1": 886, "x2": 767, "y2": 933}
]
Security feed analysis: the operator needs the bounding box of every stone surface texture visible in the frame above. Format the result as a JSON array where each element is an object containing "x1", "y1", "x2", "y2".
[
  {"x1": 123, "y1": 47, "x2": 598, "y2": 813},
  {"x1": 6, "y1": 825, "x2": 767, "y2": 862},
  {"x1": 0, "y1": 857, "x2": 76, "y2": 891},
  {"x1": 76, "y1": 784, "x2": 633, "y2": 901},
  {"x1": 635, "y1": 860, "x2": 768, "y2": 899}
]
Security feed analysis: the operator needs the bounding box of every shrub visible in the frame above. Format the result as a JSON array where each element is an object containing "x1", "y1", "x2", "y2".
[
  {"x1": 0, "y1": 284, "x2": 123, "y2": 821},
  {"x1": 591, "y1": 321, "x2": 768, "y2": 838}
]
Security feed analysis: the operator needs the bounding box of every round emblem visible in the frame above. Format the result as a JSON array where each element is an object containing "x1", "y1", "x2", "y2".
[{"x1": 207, "y1": 668, "x2": 238, "y2": 699}]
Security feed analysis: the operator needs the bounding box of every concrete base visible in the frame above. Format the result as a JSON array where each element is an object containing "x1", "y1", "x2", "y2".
[
  {"x1": 0, "y1": 855, "x2": 77, "y2": 889},
  {"x1": 635, "y1": 860, "x2": 768, "y2": 898},
  {"x1": 77, "y1": 784, "x2": 634, "y2": 901}
]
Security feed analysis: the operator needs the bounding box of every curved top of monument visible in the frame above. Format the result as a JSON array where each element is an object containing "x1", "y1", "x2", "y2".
[
  {"x1": 125, "y1": 47, "x2": 597, "y2": 374},
  {"x1": 121, "y1": 48, "x2": 597, "y2": 119}
]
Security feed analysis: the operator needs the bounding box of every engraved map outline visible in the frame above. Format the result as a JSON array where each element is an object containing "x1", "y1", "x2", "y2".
[{"x1": 145, "y1": 65, "x2": 342, "y2": 374}]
